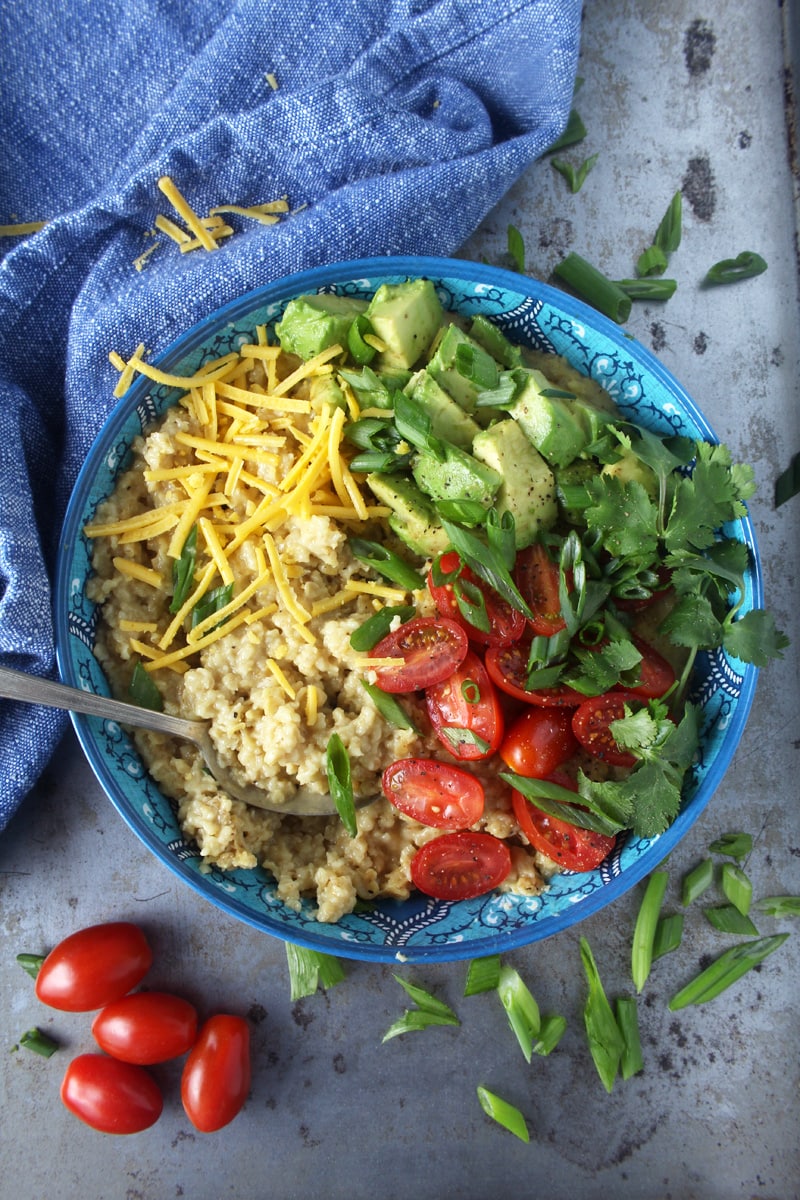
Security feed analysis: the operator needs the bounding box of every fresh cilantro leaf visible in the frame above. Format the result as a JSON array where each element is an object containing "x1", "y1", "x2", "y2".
[
  {"x1": 565, "y1": 637, "x2": 641, "y2": 694},
  {"x1": 660, "y1": 593, "x2": 723, "y2": 649},
  {"x1": 584, "y1": 476, "x2": 660, "y2": 560},
  {"x1": 626, "y1": 759, "x2": 683, "y2": 837},
  {"x1": 723, "y1": 610, "x2": 789, "y2": 666}
]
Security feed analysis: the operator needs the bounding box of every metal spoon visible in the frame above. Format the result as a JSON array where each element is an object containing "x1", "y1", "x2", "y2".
[{"x1": 0, "y1": 664, "x2": 354, "y2": 817}]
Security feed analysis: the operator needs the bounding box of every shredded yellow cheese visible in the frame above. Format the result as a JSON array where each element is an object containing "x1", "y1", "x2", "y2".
[
  {"x1": 157, "y1": 176, "x2": 218, "y2": 251},
  {"x1": 112, "y1": 557, "x2": 163, "y2": 589},
  {"x1": 305, "y1": 685, "x2": 319, "y2": 726},
  {"x1": 266, "y1": 658, "x2": 296, "y2": 699},
  {"x1": 346, "y1": 579, "x2": 410, "y2": 604}
]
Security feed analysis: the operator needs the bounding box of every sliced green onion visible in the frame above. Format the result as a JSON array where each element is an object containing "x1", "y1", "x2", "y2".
[
  {"x1": 477, "y1": 1086, "x2": 530, "y2": 1142},
  {"x1": 392, "y1": 975, "x2": 460, "y2": 1018},
  {"x1": 652, "y1": 912, "x2": 684, "y2": 960},
  {"x1": 615, "y1": 278, "x2": 677, "y2": 301},
  {"x1": 360, "y1": 679, "x2": 420, "y2": 733},
  {"x1": 720, "y1": 862, "x2": 753, "y2": 916},
  {"x1": 533, "y1": 1014, "x2": 567, "y2": 1056},
  {"x1": 393, "y1": 391, "x2": 446, "y2": 461},
  {"x1": 453, "y1": 575, "x2": 491, "y2": 633},
  {"x1": 653, "y1": 190, "x2": 683, "y2": 255},
  {"x1": 486, "y1": 508, "x2": 517, "y2": 571},
  {"x1": 704, "y1": 905, "x2": 759, "y2": 936},
  {"x1": 636, "y1": 245, "x2": 668, "y2": 277},
  {"x1": 464, "y1": 954, "x2": 501, "y2": 996},
  {"x1": 461, "y1": 679, "x2": 481, "y2": 704},
  {"x1": 325, "y1": 732, "x2": 356, "y2": 837},
  {"x1": 548, "y1": 107, "x2": 587, "y2": 153},
  {"x1": 502, "y1": 772, "x2": 628, "y2": 838},
  {"x1": 349, "y1": 537, "x2": 425, "y2": 591},
  {"x1": 552, "y1": 152, "x2": 599, "y2": 193},
  {"x1": 170, "y1": 524, "x2": 197, "y2": 613},
  {"x1": 129, "y1": 660, "x2": 163, "y2": 712},
  {"x1": 455, "y1": 342, "x2": 500, "y2": 390},
  {"x1": 681, "y1": 857, "x2": 714, "y2": 906},
  {"x1": 16, "y1": 953, "x2": 45, "y2": 980},
  {"x1": 615, "y1": 997, "x2": 644, "y2": 1080},
  {"x1": 755, "y1": 895, "x2": 800, "y2": 918},
  {"x1": 348, "y1": 450, "x2": 397, "y2": 473},
  {"x1": 382, "y1": 1010, "x2": 460, "y2": 1041},
  {"x1": 435, "y1": 498, "x2": 488, "y2": 526},
  {"x1": 347, "y1": 314, "x2": 377, "y2": 364},
  {"x1": 507, "y1": 224, "x2": 526, "y2": 273},
  {"x1": 668, "y1": 934, "x2": 789, "y2": 1011},
  {"x1": 440, "y1": 727, "x2": 490, "y2": 754},
  {"x1": 497, "y1": 966, "x2": 540, "y2": 1063},
  {"x1": 285, "y1": 943, "x2": 346, "y2": 1000},
  {"x1": 18, "y1": 1028, "x2": 59, "y2": 1058},
  {"x1": 580, "y1": 937, "x2": 625, "y2": 1093},
  {"x1": 632, "y1": 870, "x2": 669, "y2": 992},
  {"x1": 703, "y1": 251, "x2": 767, "y2": 286},
  {"x1": 708, "y1": 831, "x2": 752, "y2": 862},
  {"x1": 191, "y1": 582, "x2": 234, "y2": 629},
  {"x1": 553, "y1": 253, "x2": 632, "y2": 324},
  {"x1": 440, "y1": 519, "x2": 533, "y2": 620},
  {"x1": 349, "y1": 605, "x2": 415, "y2": 652}
]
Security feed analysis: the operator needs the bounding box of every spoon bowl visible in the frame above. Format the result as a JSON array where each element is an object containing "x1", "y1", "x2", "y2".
[{"x1": 0, "y1": 666, "x2": 349, "y2": 817}]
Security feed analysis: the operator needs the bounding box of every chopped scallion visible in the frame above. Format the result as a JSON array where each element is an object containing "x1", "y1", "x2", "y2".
[
  {"x1": 548, "y1": 106, "x2": 587, "y2": 153},
  {"x1": 668, "y1": 934, "x2": 789, "y2": 1010},
  {"x1": 652, "y1": 912, "x2": 684, "y2": 959},
  {"x1": 16, "y1": 953, "x2": 45, "y2": 980},
  {"x1": 285, "y1": 943, "x2": 346, "y2": 1001},
  {"x1": 631, "y1": 870, "x2": 669, "y2": 993},
  {"x1": 129, "y1": 660, "x2": 163, "y2": 712},
  {"x1": 636, "y1": 245, "x2": 668, "y2": 278},
  {"x1": 464, "y1": 954, "x2": 501, "y2": 996},
  {"x1": 551, "y1": 152, "x2": 599, "y2": 194},
  {"x1": 507, "y1": 224, "x2": 526, "y2": 273},
  {"x1": 703, "y1": 251, "x2": 767, "y2": 286},
  {"x1": 170, "y1": 524, "x2": 197, "y2": 613},
  {"x1": 191, "y1": 582, "x2": 234, "y2": 629},
  {"x1": 653, "y1": 190, "x2": 683, "y2": 256},
  {"x1": 681, "y1": 858, "x2": 714, "y2": 906},
  {"x1": 497, "y1": 966, "x2": 540, "y2": 1062},
  {"x1": 347, "y1": 314, "x2": 377, "y2": 365},
  {"x1": 615, "y1": 278, "x2": 677, "y2": 301},
  {"x1": 360, "y1": 679, "x2": 420, "y2": 733},
  {"x1": 533, "y1": 1014, "x2": 567, "y2": 1056},
  {"x1": 349, "y1": 537, "x2": 425, "y2": 591},
  {"x1": 477, "y1": 1086, "x2": 530, "y2": 1142},
  {"x1": 349, "y1": 605, "x2": 415, "y2": 652},
  {"x1": 580, "y1": 937, "x2": 625, "y2": 1093},
  {"x1": 708, "y1": 831, "x2": 752, "y2": 862},
  {"x1": 615, "y1": 997, "x2": 644, "y2": 1080},
  {"x1": 17, "y1": 1028, "x2": 59, "y2": 1058},
  {"x1": 720, "y1": 862, "x2": 753, "y2": 916},
  {"x1": 755, "y1": 895, "x2": 800, "y2": 918},
  {"x1": 325, "y1": 732, "x2": 356, "y2": 837},
  {"x1": 704, "y1": 905, "x2": 759, "y2": 936},
  {"x1": 553, "y1": 253, "x2": 632, "y2": 324}
]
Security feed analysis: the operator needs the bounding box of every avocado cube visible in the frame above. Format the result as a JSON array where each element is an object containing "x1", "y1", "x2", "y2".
[
  {"x1": 365, "y1": 279, "x2": 444, "y2": 370},
  {"x1": 468, "y1": 314, "x2": 523, "y2": 369},
  {"x1": 426, "y1": 323, "x2": 483, "y2": 413},
  {"x1": 509, "y1": 371, "x2": 593, "y2": 468},
  {"x1": 365, "y1": 472, "x2": 450, "y2": 558},
  {"x1": 406, "y1": 371, "x2": 481, "y2": 451},
  {"x1": 275, "y1": 293, "x2": 367, "y2": 361},
  {"x1": 472, "y1": 419, "x2": 558, "y2": 548},
  {"x1": 412, "y1": 443, "x2": 502, "y2": 509}
]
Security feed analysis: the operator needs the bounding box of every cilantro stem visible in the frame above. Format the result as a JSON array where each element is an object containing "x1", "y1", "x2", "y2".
[
  {"x1": 631, "y1": 870, "x2": 669, "y2": 992},
  {"x1": 553, "y1": 253, "x2": 632, "y2": 324}
]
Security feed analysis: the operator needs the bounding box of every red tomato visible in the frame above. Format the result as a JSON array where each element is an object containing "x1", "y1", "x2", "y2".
[
  {"x1": 410, "y1": 831, "x2": 512, "y2": 900},
  {"x1": 92, "y1": 992, "x2": 198, "y2": 1065},
  {"x1": 370, "y1": 616, "x2": 468, "y2": 693},
  {"x1": 515, "y1": 543, "x2": 570, "y2": 636},
  {"x1": 425, "y1": 649, "x2": 504, "y2": 760},
  {"x1": 571, "y1": 691, "x2": 641, "y2": 768},
  {"x1": 629, "y1": 635, "x2": 676, "y2": 698},
  {"x1": 60, "y1": 1053, "x2": 163, "y2": 1134},
  {"x1": 382, "y1": 758, "x2": 485, "y2": 828},
  {"x1": 35, "y1": 922, "x2": 152, "y2": 1012},
  {"x1": 511, "y1": 787, "x2": 616, "y2": 872},
  {"x1": 499, "y1": 706, "x2": 578, "y2": 778},
  {"x1": 181, "y1": 1014, "x2": 251, "y2": 1133},
  {"x1": 428, "y1": 552, "x2": 526, "y2": 647},
  {"x1": 485, "y1": 642, "x2": 585, "y2": 707}
]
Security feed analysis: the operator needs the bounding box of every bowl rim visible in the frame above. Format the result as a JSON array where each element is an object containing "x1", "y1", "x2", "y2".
[{"x1": 55, "y1": 254, "x2": 763, "y2": 961}]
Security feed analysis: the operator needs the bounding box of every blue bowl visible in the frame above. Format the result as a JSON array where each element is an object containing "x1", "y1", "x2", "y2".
[{"x1": 56, "y1": 256, "x2": 761, "y2": 963}]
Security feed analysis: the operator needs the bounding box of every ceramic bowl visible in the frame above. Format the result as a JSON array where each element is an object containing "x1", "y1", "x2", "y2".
[{"x1": 56, "y1": 256, "x2": 761, "y2": 963}]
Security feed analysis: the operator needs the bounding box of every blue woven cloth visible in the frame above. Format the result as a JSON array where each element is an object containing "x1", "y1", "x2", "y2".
[{"x1": 0, "y1": 0, "x2": 581, "y2": 831}]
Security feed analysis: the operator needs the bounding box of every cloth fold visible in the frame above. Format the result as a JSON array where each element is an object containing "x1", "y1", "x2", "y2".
[{"x1": 0, "y1": 0, "x2": 582, "y2": 831}]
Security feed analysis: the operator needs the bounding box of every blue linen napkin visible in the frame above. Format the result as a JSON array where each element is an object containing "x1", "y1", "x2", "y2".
[{"x1": 0, "y1": 0, "x2": 582, "y2": 831}]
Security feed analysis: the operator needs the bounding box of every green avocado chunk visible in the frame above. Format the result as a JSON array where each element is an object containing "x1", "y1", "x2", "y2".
[
  {"x1": 412, "y1": 443, "x2": 502, "y2": 509},
  {"x1": 405, "y1": 370, "x2": 481, "y2": 451},
  {"x1": 365, "y1": 278, "x2": 444, "y2": 370},
  {"x1": 365, "y1": 472, "x2": 450, "y2": 558},
  {"x1": 509, "y1": 371, "x2": 596, "y2": 468},
  {"x1": 275, "y1": 293, "x2": 367, "y2": 361},
  {"x1": 471, "y1": 419, "x2": 558, "y2": 548}
]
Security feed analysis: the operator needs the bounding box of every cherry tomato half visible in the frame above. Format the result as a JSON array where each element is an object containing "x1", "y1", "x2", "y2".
[
  {"x1": 485, "y1": 642, "x2": 585, "y2": 708},
  {"x1": 382, "y1": 758, "x2": 485, "y2": 829},
  {"x1": 628, "y1": 635, "x2": 676, "y2": 699},
  {"x1": 425, "y1": 649, "x2": 504, "y2": 760},
  {"x1": 92, "y1": 992, "x2": 199, "y2": 1065},
  {"x1": 515, "y1": 543, "x2": 571, "y2": 637},
  {"x1": 370, "y1": 616, "x2": 468, "y2": 693},
  {"x1": 571, "y1": 691, "x2": 641, "y2": 768},
  {"x1": 428, "y1": 551, "x2": 526, "y2": 647},
  {"x1": 35, "y1": 922, "x2": 152, "y2": 1012},
  {"x1": 410, "y1": 831, "x2": 512, "y2": 900},
  {"x1": 499, "y1": 706, "x2": 578, "y2": 778},
  {"x1": 181, "y1": 1014, "x2": 251, "y2": 1133},
  {"x1": 60, "y1": 1053, "x2": 163, "y2": 1134},
  {"x1": 511, "y1": 787, "x2": 616, "y2": 872}
]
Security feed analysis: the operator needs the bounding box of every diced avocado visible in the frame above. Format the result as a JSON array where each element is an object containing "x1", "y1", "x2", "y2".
[
  {"x1": 601, "y1": 450, "x2": 659, "y2": 499},
  {"x1": 468, "y1": 314, "x2": 523, "y2": 369},
  {"x1": 426, "y1": 323, "x2": 484, "y2": 413},
  {"x1": 365, "y1": 279, "x2": 444, "y2": 370},
  {"x1": 309, "y1": 374, "x2": 346, "y2": 411},
  {"x1": 406, "y1": 371, "x2": 481, "y2": 451},
  {"x1": 275, "y1": 293, "x2": 367, "y2": 361},
  {"x1": 412, "y1": 443, "x2": 502, "y2": 509},
  {"x1": 509, "y1": 371, "x2": 595, "y2": 469},
  {"x1": 471, "y1": 419, "x2": 558, "y2": 548},
  {"x1": 365, "y1": 472, "x2": 450, "y2": 558}
]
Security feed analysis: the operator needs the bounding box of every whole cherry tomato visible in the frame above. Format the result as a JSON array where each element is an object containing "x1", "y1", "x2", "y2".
[
  {"x1": 499, "y1": 706, "x2": 578, "y2": 778},
  {"x1": 60, "y1": 1053, "x2": 163, "y2": 1134},
  {"x1": 181, "y1": 1014, "x2": 251, "y2": 1133},
  {"x1": 92, "y1": 992, "x2": 199, "y2": 1065},
  {"x1": 35, "y1": 922, "x2": 152, "y2": 1012}
]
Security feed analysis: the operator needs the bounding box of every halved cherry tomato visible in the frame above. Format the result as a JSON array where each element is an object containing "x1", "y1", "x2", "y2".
[
  {"x1": 35, "y1": 922, "x2": 152, "y2": 1012},
  {"x1": 425, "y1": 649, "x2": 504, "y2": 760},
  {"x1": 628, "y1": 635, "x2": 676, "y2": 699},
  {"x1": 515, "y1": 543, "x2": 571, "y2": 636},
  {"x1": 571, "y1": 690, "x2": 641, "y2": 768},
  {"x1": 410, "y1": 831, "x2": 512, "y2": 900},
  {"x1": 511, "y1": 786, "x2": 616, "y2": 872},
  {"x1": 181, "y1": 1014, "x2": 251, "y2": 1133},
  {"x1": 382, "y1": 758, "x2": 485, "y2": 828},
  {"x1": 92, "y1": 992, "x2": 199, "y2": 1065},
  {"x1": 60, "y1": 1053, "x2": 163, "y2": 1134},
  {"x1": 499, "y1": 706, "x2": 578, "y2": 778},
  {"x1": 370, "y1": 616, "x2": 468, "y2": 693},
  {"x1": 428, "y1": 552, "x2": 526, "y2": 647},
  {"x1": 485, "y1": 642, "x2": 585, "y2": 707}
]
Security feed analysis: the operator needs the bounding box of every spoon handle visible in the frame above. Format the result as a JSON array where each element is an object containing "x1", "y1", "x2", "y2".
[{"x1": 0, "y1": 665, "x2": 203, "y2": 741}]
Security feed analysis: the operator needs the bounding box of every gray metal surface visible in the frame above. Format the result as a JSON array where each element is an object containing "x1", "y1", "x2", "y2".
[{"x1": 2, "y1": 1, "x2": 799, "y2": 1196}]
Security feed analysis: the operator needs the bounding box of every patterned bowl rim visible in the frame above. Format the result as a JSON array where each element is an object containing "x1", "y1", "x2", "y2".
[{"x1": 56, "y1": 255, "x2": 762, "y2": 962}]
